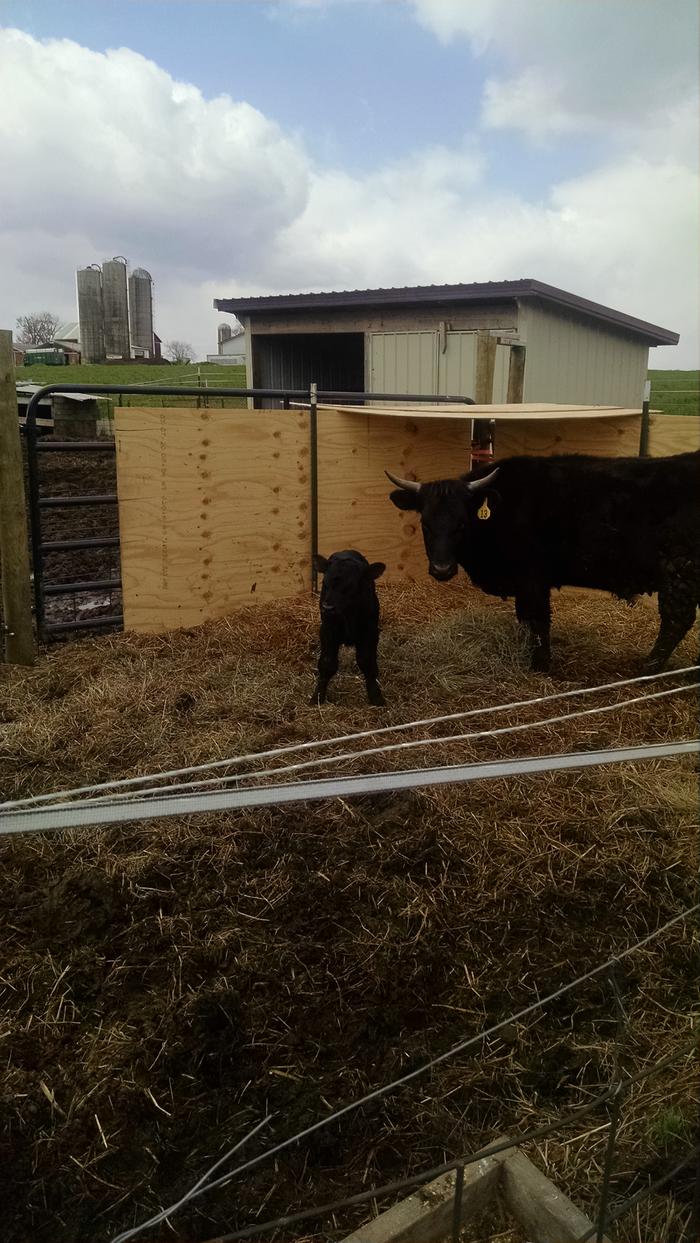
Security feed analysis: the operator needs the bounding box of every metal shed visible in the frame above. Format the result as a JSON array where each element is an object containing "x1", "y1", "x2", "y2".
[{"x1": 214, "y1": 279, "x2": 679, "y2": 407}]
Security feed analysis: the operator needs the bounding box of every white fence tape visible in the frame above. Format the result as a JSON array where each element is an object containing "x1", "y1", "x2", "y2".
[{"x1": 1, "y1": 740, "x2": 697, "y2": 836}]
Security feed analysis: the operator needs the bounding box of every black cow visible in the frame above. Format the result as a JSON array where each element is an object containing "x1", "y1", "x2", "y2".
[
  {"x1": 311, "y1": 550, "x2": 386, "y2": 705},
  {"x1": 387, "y1": 451, "x2": 700, "y2": 672}
]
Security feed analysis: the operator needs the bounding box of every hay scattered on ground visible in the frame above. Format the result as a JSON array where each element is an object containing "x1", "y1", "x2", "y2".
[{"x1": 0, "y1": 581, "x2": 698, "y2": 1243}]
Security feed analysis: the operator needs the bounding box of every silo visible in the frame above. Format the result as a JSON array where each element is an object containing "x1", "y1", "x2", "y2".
[
  {"x1": 76, "y1": 265, "x2": 105, "y2": 363},
  {"x1": 218, "y1": 323, "x2": 233, "y2": 352},
  {"x1": 128, "y1": 268, "x2": 154, "y2": 355},
  {"x1": 102, "y1": 256, "x2": 130, "y2": 359}
]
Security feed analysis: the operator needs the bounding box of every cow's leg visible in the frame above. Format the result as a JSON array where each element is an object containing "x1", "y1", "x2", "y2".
[
  {"x1": 356, "y1": 638, "x2": 385, "y2": 706},
  {"x1": 644, "y1": 584, "x2": 698, "y2": 672},
  {"x1": 310, "y1": 638, "x2": 339, "y2": 705},
  {"x1": 514, "y1": 585, "x2": 552, "y2": 672}
]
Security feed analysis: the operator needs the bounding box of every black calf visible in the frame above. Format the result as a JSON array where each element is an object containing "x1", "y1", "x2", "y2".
[{"x1": 311, "y1": 550, "x2": 386, "y2": 705}]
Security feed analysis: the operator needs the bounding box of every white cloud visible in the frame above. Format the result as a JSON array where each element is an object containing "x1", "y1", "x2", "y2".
[
  {"x1": 1, "y1": 22, "x2": 697, "y2": 366},
  {"x1": 411, "y1": 0, "x2": 699, "y2": 143},
  {"x1": 0, "y1": 27, "x2": 309, "y2": 354}
]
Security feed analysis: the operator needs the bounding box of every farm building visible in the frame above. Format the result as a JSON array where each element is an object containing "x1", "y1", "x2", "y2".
[
  {"x1": 206, "y1": 319, "x2": 247, "y2": 365},
  {"x1": 214, "y1": 278, "x2": 679, "y2": 406}
]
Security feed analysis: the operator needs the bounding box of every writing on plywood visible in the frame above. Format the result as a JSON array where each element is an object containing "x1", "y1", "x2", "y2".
[{"x1": 115, "y1": 408, "x2": 310, "y2": 634}]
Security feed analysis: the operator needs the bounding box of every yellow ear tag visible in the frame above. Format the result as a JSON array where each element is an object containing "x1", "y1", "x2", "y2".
[{"x1": 477, "y1": 498, "x2": 491, "y2": 521}]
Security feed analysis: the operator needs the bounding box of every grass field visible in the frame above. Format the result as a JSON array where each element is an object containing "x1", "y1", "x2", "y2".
[
  {"x1": 19, "y1": 361, "x2": 247, "y2": 409},
  {"x1": 648, "y1": 370, "x2": 700, "y2": 418},
  {"x1": 18, "y1": 362, "x2": 700, "y2": 417}
]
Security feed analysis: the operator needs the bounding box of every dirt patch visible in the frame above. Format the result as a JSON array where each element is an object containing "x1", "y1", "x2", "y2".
[{"x1": 0, "y1": 583, "x2": 698, "y2": 1243}]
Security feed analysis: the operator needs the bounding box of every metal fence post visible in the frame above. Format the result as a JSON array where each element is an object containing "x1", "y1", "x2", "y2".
[
  {"x1": 639, "y1": 378, "x2": 651, "y2": 456},
  {"x1": 309, "y1": 381, "x2": 319, "y2": 594}
]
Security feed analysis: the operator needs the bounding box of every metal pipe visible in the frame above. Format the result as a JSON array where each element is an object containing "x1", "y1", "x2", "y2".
[
  {"x1": 639, "y1": 378, "x2": 651, "y2": 457},
  {"x1": 24, "y1": 384, "x2": 312, "y2": 431},
  {"x1": 45, "y1": 614, "x2": 124, "y2": 633},
  {"x1": 39, "y1": 536, "x2": 120, "y2": 552},
  {"x1": 23, "y1": 416, "x2": 46, "y2": 641},
  {"x1": 39, "y1": 494, "x2": 118, "y2": 508},
  {"x1": 43, "y1": 577, "x2": 122, "y2": 597},
  {"x1": 309, "y1": 381, "x2": 319, "y2": 594},
  {"x1": 316, "y1": 391, "x2": 476, "y2": 404},
  {"x1": 36, "y1": 440, "x2": 117, "y2": 452}
]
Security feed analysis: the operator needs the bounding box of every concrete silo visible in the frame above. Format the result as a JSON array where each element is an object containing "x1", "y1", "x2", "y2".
[
  {"x1": 76, "y1": 265, "x2": 105, "y2": 363},
  {"x1": 102, "y1": 256, "x2": 130, "y2": 359},
  {"x1": 128, "y1": 268, "x2": 154, "y2": 356}
]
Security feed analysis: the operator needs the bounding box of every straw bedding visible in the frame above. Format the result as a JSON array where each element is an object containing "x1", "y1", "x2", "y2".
[{"x1": 0, "y1": 581, "x2": 697, "y2": 1242}]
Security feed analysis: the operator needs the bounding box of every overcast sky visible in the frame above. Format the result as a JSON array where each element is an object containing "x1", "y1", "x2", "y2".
[{"x1": 1, "y1": 0, "x2": 698, "y2": 366}]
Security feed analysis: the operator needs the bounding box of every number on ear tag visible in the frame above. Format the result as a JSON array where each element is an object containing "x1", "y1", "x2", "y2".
[{"x1": 477, "y1": 499, "x2": 491, "y2": 521}]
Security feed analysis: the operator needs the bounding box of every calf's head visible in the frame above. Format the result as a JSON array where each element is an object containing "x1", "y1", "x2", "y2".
[
  {"x1": 386, "y1": 468, "x2": 500, "y2": 581},
  {"x1": 313, "y1": 550, "x2": 386, "y2": 615}
]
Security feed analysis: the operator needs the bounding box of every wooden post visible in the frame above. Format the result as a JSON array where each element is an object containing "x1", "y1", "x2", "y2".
[
  {"x1": 473, "y1": 331, "x2": 497, "y2": 463},
  {"x1": 506, "y1": 345, "x2": 526, "y2": 404},
  {"x1": 475, "y1": 330, "x2": 497, "y2": 404},
  {"x1": 0, "y1": 330, "x2": 35, "y2": 664}
]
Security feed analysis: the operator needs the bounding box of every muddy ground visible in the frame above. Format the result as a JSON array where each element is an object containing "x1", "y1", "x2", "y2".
[{"x1": 0, "y1": 576, "x2": 698, "y2": 1243}]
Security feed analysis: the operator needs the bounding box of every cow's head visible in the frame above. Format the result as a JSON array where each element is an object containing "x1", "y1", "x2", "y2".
[
  {"x1": 386, "y1": 468, "x2": 500, "y2": 581},
  {"x1": 313, "y1": 550, "x2": 385, "y2": 615}
]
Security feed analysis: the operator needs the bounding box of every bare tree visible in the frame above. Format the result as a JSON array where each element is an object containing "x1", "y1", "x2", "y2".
[
  {"x1": 15, "y1": 312, "x2": 61, "y2": 346},
  {"x1": 165, "y1": 340, "x2": 195, "y2": 364}
]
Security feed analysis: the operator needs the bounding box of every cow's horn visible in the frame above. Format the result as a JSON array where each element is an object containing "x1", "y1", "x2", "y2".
[
  {"x1": 467, "y1": 467, "x2": 500, "y2": 493},
  {"x1": 385, "y1": 469, "x2": 421, "y2": 492}
]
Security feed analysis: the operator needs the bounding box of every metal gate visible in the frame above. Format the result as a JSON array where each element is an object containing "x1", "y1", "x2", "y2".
[{"x1": 23, "y1": 383, "x2": 475, "y2": 643}]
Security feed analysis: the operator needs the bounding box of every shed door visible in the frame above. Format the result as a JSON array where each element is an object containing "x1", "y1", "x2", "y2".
[
  {"x1": 369, "y1": 330, "x2": 511, "y2": 401},
  {"x1": 368, "y1": 331, "x2": 438, "y2": 395}
]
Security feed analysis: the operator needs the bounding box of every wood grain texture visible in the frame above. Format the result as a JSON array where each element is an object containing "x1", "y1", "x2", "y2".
[
  {"x1": 647, "y1": 413, "x2": 700, "y2": 456},
  {"x1": 494, "y1": 413, "x2": 642, "y2": 459},
  {"x1": 115, "y1": 407, "x2": 310, "y2": 633},
  {"x1": 316, "y1": 407, "x2": 472, "y2": 583},
  {"x1": 314, "y1": 402, "x2": 643, "y2": 421}
]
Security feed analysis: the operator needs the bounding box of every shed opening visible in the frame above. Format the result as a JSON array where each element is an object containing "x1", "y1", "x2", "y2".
[{"x1": 252, "y1": 332, "x2": 364, "y2": 404}]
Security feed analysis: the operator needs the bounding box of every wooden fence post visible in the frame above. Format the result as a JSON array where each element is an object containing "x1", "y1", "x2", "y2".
[
  {"x1": 506, "y1": 345, "x2": 526, "y2": 404},
  {"x1": 475, "y1": 330, "x2": 497, "y2": 404},
  {"x1": 0, "y1": 330, "x2": 36, "y2": 664}
]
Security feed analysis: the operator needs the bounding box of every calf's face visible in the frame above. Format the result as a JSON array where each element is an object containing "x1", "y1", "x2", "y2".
[{"x1": 313, "y1": 552, "x2": 385, "y2": 615}]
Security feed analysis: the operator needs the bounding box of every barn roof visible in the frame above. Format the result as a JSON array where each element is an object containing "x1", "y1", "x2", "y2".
[{"x1": 214, "y1": 278, "x2": 679, "y2": 345}]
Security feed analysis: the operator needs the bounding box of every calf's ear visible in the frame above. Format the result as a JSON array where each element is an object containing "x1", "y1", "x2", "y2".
[
  {"x1": 369, "y1": 562, "x2": 386, "y2": 579},
  {"x1": 389, "y1": 488, "x2": 421, "y2": 512},
  {"x1": 312, "y1": 554, "x2": 329, "y2": 573}
]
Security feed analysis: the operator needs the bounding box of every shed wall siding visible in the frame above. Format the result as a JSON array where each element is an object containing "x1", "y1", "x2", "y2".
[{"x1": 520, "y1": 303, "x2": 648, "y2": 406}]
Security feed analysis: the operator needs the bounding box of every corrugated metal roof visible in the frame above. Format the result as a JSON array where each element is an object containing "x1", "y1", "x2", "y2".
[
  {"x1": 54, "y1": 321, "x2": 80, "y2": 342},
  {"x1": 214, "y1": 278, "x2": 678, "y2": 345}
]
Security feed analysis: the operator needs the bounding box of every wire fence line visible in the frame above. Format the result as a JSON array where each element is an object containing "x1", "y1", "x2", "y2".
[
  {"x1": 3, "y1": 740, "x2": 698, "y2": 835},
  {"x1": 111, "y1": 1032, "x2": 700, "y2": 1243},
  {"x1": 108, "y1": 906, "x2": 700, "y2": 1243},
  {"x1": 85, "y1": 679, "x2": 698, "y2": 807},
  {"x1": 5, "y1": 663, "x2": 697, "y2": 811}
]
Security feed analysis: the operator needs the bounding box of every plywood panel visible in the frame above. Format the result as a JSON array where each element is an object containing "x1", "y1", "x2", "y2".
[
  {"x1": 317, "y1": 408, "x2": 472, "y2": 583},
  {"x1": 648, "y1": 414, "x2": 700, "y2": 456},
  {"x1": 493, "y1": 413, "x2": 642, "y2": 459},
  {"x1": 115, "y1": 407, "x2": 310, "y2": 633},
  {"x1": 313, "y1": 402, "x2": 642, "y2": 420}
]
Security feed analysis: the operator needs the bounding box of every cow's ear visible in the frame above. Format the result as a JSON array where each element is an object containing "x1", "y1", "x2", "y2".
[
  {"x1": 389, "y1": 488, "x2": 421, "y2": 512},
  {"x1": 369, "y1": 562, "x2": 386, "y2": 580},
  {"x1": 313, "y1": 554, "x2": 329, "y2": 573}
]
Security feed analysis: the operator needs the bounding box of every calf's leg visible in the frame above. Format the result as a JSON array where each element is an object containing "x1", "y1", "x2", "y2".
[
  {"x1": 356, "y1": 637, "x2": 385, "y2": 706},
  {"x1": 310, "y1": 637, "x2": 340, "y2": 705},
  {"x1": 514, "y1": 585, "x2": 552, "y2": 672},
  {"x1": 644, "y1": 584, "x2": 698, "y2": 672}
]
